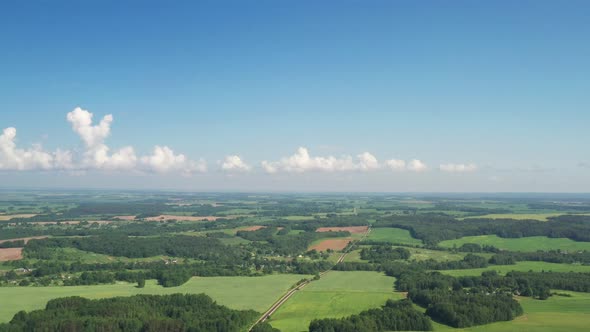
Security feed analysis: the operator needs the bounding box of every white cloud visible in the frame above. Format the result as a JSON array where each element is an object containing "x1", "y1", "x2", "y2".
[
  {"x1": 221, "y1": 155, "x2": 251, "y2": 172},
  {"x1": 0, "y1": 107, "x2": 206, "y2": 175},
  {"x1": 66, "y1": 107, "x2": 138, "y2": 170},
  {"x1": 439, "y1": 163, "x2": 477, "y2": 172},
  {"x1": 357, "y1": 152, "x2": 380, "y2": 171},
  {"x1": 53, "y1": 149, "x2": 76, "y2": 170},
  {"x1": 141, "y1": 146, "x2": 206, "y2": 174},
  {"x1": 105, "y1": 146, "x2": 137, "y2": 170},
  {"x1": 261, "y1": 147, "x2": 383, "y2": 173},
  {"x1": 66, "y1": 107, "x2": 113, "y2": 148},
  {"x1": 407, "y1": 159, "x2": 428, "y2": 172},
  {"x1": 0, "y1": 127, "x2": 57, "y2": 170},
  {"x1": 384, "y1": 159, "x2": 406, "y2": 171}
]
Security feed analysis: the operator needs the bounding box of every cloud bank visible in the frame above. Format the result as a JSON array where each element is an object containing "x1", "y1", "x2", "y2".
[
  {"x1": 260, "y1": 147, "x2": 432, "y2": 174},
  {"x1": 0, "y1": 107, "x2": 205, "y2": 175},
  {"x1": 221, "y1": 155, "x2": 251, "y2": 172},
  {"x1": 439, "y1": 163, "x2": 477, "y2": 172},
  {"x1": 1, "y1": 109, "x2": 481, "y2": 177}
]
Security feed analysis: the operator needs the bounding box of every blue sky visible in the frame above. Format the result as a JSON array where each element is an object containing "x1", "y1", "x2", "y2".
[{"x1": 0, "y1": 1, "x2": 589, "y2": 191}]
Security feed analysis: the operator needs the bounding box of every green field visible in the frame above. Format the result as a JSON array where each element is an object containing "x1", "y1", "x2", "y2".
[
  {"x1": 440, "y1": 261, "x2": 590, "y2": 277},
  {"x1": 405, "y1": 246, "x2": 467, "y2": 262},
  {"x1": 434, "y1": 291, "x2": 590, "y2": 331},
  {"x1": 24, "y1": 247, "x2": 194, "y2": 264},
  {"x1": 366, "y1": 227, "x2": 423, "y2": 245},
  {"x1": 439, "y1": 235, "x2": 590, "y2": 252},
  {"x1": 461, "y1": 213, "x2": 590, "y2": 221},
  {"x1": 461, "y1": 213, "x2": 566, "y2": 221},
  {"x1": 0, "y1": 274, "x2": 306, "y2": 323},
  {"x1": 342, "y1": 249, "x2": 363, "y2": 262},
  {"x1": 269, "y1": 271, "x2": 402, "y2": 332}
]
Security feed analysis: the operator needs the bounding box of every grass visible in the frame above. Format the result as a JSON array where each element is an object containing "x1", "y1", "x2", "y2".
[
  {"x1": 282, "y1": 216, "x2": 316, "y2": 221},
  {"x1": 404, "y1": 246, "x2": 467, "y2": 262},
  {"x1": 0, "y1": 274, "x2": 306, "y2": 323},
  {"x1": 433, "y1": 291, "x2": 590, "y2": 331},
  {"x1": 344, "y1": 246, "x2": 467, "y2": 263},
  {"x1": 342, "y1": 249, "x2": 363, "y2": 262},
  {"x1": 439, "y1": 235, "x2": 590, "y2": 252},
  {"x1": 461, "y1": 213, "x2": 566, "y2": 221},
  {"x1": 269, "y1": 271, "x2": 402, "y2": 332},
  {"x1": 24, "y1": 247, "x2": 185, "y2": 264},
  {"x1": 461, "y1": 213, "x2": 590, "y2": 221},
  {"x1": 366, "y1": 227, "x2": 423, "y2": 245},
  {"x1": 440, "y1": 261, "x2": 590, "y2": 277}
]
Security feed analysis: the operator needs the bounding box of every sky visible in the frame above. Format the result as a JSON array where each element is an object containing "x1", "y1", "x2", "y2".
[{"x1": 0, "y1": 0, "x2": 589, "y2": 192}]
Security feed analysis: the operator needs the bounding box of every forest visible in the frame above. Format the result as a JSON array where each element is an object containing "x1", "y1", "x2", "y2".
[{"x1": 0, "y1": 294, "x2": 259, "y2": 332}]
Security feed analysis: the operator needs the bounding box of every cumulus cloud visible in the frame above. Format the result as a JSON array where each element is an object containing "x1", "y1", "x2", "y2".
[
  {"x1": 439, "y1": 163, "x2": 477, "y2": 172},
  {"x1": 66, "y1": 107, "x2": 138, "y2": 170},
  {"x1": 384, "y1": 159, "x2": 406, "y2": 171},
  {"x1": 261, "y1": 147, "x2": 384, "y2": 173},
  {"x1": 66, "y1": 107, "x2": 113, "y2": 148},
  {"x1": 0, "y1": 127, "x2": 57, "y2": 170},
  {"x1": 357, "y1": 152, "x2": 380, "y2": 171},
  {"x1": 221, "y1": 155, "x2": 251, "y2": 172},
  {"x1": 407, "y1": 159, "x2": 428, "y2": 172},
  {"x1": 0, "y1": 107, "x2": 206, "y2": 175},
  {"x1": 142, "y1": 146, "x2": 206, "y2": 174}
]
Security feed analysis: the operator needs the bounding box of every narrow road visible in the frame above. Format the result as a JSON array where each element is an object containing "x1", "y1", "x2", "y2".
[{"x1": 249, "y1": 226, "x2": 372, "y2": 331}]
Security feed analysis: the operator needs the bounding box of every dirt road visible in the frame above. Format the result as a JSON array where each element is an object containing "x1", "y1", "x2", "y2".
[{"x1": 248, "y1": 225, "x2": 371, "y2": 331}]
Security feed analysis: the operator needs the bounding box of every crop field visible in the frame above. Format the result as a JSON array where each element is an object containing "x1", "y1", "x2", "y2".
[
  {"x1": 0, "y1": 248, "x2": 23, "y2": 261},
  {"x1": 268, "y1": 271, "x2": 402, "y2": 332},
  {"x1": 433, "y1": 291, "x2": 590, "y2": 331},
  {"x1": 441, "y1": 261, "x2": 590, "y2": 277},
  {"x1": 309, "y1": 238, "x2": 351, "y2": 251},
  {"x1": 366, "y1": 227, "x2": 423, "y2": 245},
  {"x1": 0, "y1": 274, "x2": 306, "y2": 323},
  {"x1": 439, "y1": 235, "x2": 590, "y2": 252},
  {"x1": 0, "y1": 214, "x2": 38, "y2": 221}
]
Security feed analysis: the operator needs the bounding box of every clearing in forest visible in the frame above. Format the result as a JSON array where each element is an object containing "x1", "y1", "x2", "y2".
[
  {"x1": 269, "y1": 271, "x2": 403, "y2": 332},
  {"x1": 0, "y1": 248, "x2": 23, "y2": 261},
  {"x1": 309, "y1": 239, "x2": 352, "y2": 251}
]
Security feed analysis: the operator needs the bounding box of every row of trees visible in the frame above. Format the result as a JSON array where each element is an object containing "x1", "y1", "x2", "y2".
[
  {"x1": 360, "y1": 246, "x2": 411, "y2": 263},
  {"x1": 309, "y1": 299, "x2": 432, "y2": 331},
  {"x1": 25, "y1": 235, "x2": 247, "y2": 262},
  {"x1": 489, "y1": 250, "x2": 590, "y2": 265}
]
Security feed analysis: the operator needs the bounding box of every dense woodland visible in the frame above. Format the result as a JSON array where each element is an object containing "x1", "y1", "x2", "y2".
[
  {"x1": 0, "y1": 294, "x2": 259, "y2": 332},
  {"x1": 376, "y1": 214, "x2": 590, "y2": 245},
  {"x1": 309, "y1": 299, "x2": 432, "y2": 331}
]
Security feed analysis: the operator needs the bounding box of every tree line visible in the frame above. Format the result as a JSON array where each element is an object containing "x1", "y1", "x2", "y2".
[{"x1": 309, "y1": 299, "x2": 432, "y2": 331}]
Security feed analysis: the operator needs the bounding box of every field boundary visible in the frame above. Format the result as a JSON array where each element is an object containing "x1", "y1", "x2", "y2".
[{"x1": 248, "y1": 225, "x2": 371, "y2": 331}]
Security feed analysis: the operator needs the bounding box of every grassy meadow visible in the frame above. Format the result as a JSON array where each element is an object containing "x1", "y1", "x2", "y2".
[
  {"x1": 366, "y1": 227, "x2": 423, "y2": 245},
  {"x1": 433, "y1": 291, "x2": 590, "y2": 331},
  {"x1": 439, "y1": 235, "x2": 590, "y2": 252},
  {"x1": 268, "y1": 271, "x2": 402, "y2": 332},
  {"x1": 440, "y1": 261, "x2": 590, "y2": 277},
  {"x1": 0, "y1": 274, "x2": 306, "y2": 323}
]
